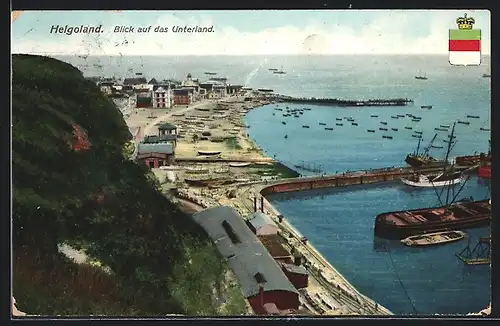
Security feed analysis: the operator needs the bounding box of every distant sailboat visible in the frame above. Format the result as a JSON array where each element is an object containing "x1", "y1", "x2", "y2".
[
  {"x1": 273, "y1": 66, "x2": 286, "y2": 74},
  {"x1": 415, "y1": 70, "x2": 428, "y2": 80}
]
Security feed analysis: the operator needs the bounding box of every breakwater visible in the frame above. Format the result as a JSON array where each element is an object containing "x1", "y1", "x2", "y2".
[
  {"x1": 259, "y1": 165, "x2": 469, "y2": 195},
  {"x1": 276, "y1": 96, "x2": 413, "y2": 107}
]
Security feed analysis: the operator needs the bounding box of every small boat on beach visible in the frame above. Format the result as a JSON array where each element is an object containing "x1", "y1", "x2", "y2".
[
  {"x1": 197, "y1": 151, "x2": 221, "y2": 156},
  {"x1": 229, "y1": 162, "x2": 252, "y2": 167},
  {"x1": 401, "y1": 230, "x2": 466, "y2": 247},
  {"x1": 467, "y1": 115, "x2": 480, "y2": 119}
]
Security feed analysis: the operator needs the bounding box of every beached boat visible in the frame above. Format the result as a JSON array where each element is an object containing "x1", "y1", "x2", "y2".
[
  {"x1": 374, "y1": 199, "x2": 491, "y2": 239},
  {"x1": 197, "y1": 150, "x2": 221, "y2": 156},
  {"x1": 229, "y1": 162, "x2": 251, "y2": 167},
  {"x1": 401, "y1": 230, "x2": 466, "y2": 247}
]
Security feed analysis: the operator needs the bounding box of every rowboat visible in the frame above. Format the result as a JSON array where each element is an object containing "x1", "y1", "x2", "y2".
[
  {"x1": 401, "y1": 230, "x2": 466, "y2": 247},
  {"x1": 197, "y1": 151, "x2": 221, "y2": 156},
  {"x1": 229, "y1": 162, "x2": 251, "y2": 167}
]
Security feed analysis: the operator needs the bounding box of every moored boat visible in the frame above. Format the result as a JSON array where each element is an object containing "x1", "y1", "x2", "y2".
[
  {"x1": 401, "y1": 230, "x2": 466, "y2": 247},
  {"x1": 229, "y1": 162, "x2": 252, "y2": 167},
  {"x1": 374, "y1": 199, "x2": 491, "y2": 239},
  {"x1": 197, "y1": 150, "x2": 221, "y2": 156},
  {"x1": 421, "y1": 105, "x2": 433, "y2": 109},
  {"x1": 401, "y1": 171, "x2": 463, "y2": 187}
]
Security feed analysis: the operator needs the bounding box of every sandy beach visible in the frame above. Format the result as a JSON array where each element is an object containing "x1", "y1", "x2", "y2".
[{"x1": 124, "y1": 95, "x2": 391, "y2": 316}]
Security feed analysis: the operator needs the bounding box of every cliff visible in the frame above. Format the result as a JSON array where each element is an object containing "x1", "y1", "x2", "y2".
[{"x1": 12, "y1": 54, "x2": 247, "y2": 316}]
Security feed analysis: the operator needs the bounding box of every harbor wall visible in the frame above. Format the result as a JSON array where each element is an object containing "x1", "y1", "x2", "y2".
[{"x1": 260, "y1": 169, "x2": 412, "y2": 195}]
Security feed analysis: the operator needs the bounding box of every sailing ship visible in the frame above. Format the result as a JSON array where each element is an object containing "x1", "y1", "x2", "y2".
[
  {"x1": 375, "y1": 140, "x2": 491, "y2": 239},
  {"x1": 273, "y1": 66, "x2": 286, "y2": 74},
  {"x1": 401, "y1": 230, "x2": 466, "y2": 247},
  {"x1": 415, "y1": 70, "x2": 428, "y2": 80},
  {"x1": 404, "y1": 134, "x2": 447, "y2": 168},
  {"x1": 401, "y1": 123, "x2": 463, "y2": 187},
  {"x1": 456, "y1": 236, "x2": 491, "y2": 265}
]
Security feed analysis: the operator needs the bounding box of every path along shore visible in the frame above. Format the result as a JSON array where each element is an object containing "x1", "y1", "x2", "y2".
[{"x1": 124, "y1": 94, "x2": 392, "y2": 316}]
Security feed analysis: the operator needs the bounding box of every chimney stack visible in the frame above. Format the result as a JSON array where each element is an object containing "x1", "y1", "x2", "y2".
[
  {"x1": 260, "y1": 197, "x2": 264, "y2": 213},
  {"x1": 253, "y1": 197, "x2": 257, "y2": 212}
]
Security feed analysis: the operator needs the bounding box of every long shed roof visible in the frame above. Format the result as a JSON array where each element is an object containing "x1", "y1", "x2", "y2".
[
  {"x1": 192, "y1": 206, "x2": 298, "y2": 298},
  {"x1": 247, "y1": 212, "x2": 278, "y2": 231}
]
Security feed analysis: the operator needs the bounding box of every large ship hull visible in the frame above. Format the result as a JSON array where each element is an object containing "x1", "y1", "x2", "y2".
[
  {"x1": 404, "y1": 154, "x2": 447, "y2": 169},
  {"x1": 374, "y1": 200, "x2": 491, "y2": 239}
]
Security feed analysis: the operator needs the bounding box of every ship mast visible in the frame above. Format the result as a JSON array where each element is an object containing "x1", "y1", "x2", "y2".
[
  {"x1": 423, "y1": 134, "x2": 437, "y2": 156},
  {"x1": 442, "y1": 123, "x2": 456, "y2": 205},
  {"x1": 415, "y1": 136, "x2": 422, "y2": 155}
]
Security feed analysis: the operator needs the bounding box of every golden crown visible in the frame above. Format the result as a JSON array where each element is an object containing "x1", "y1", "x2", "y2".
[{"x1": 456, "y1": 13, "x2": 475, "y2": 30}]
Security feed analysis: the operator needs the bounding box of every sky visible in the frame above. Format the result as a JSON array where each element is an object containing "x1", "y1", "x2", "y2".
[{"x1": 11, "y1": 10, "x2": 491, "y2": 56}]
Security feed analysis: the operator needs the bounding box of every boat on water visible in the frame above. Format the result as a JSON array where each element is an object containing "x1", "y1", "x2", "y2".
[
  {"x1": 197, "y1": 150, "x2": 221, "y2": 156},
  {"x1": 374, "y1": 199, "x2": 491, "y2": 239},
  {"x1": 391, "y1": 128, "x2": 398, "y2": 131},
  {"x1": 404, "y1": 134, "x2": 447, "y2": 168},
  {"x1": 421, "y1": 105, "x2": 433, "y2": 109},
  {"x1": 282, "y1": 121, "x2": 286, "y2": 125},
  {"x1": 336, "y1": 123, "x2": 343, "y2": 126},
  {"x1": 367, "y1": 129, "x2": 376, "y2": 133},
  {"x1": 402, "y1": 123, "x2": 463, "y2": 188},
  {"x1": 229, "y1": 162, "x2": 252, "y2": 167},
  {"x1": 480, "y1": 127, "x2": 490, "y2": 131},
  {"x1": 401, "y1": 171, "x2": 463, "y2": 187},
  {"x1": 370, "y1": 114, "x2": 379, "y2": 118},
  {"x1": 482, "y1": 73, "x2": 491, "y2": 78},
  {"x1": 382, "y1": 135, "x2": 393, "y2": 139},
  {"x1": 379, "y1": 127, "x2": 388, "y2": 131},
  {"x1": 273, "y1": 67, "x2": 286, "y2": 74},
  {"x1": 319, "y1": 122, "x2": 327, "y2": 125},
  {"x1": 380, "y1": 121, "x2": 387, "y2": 125},
  {"x1": 302, "y1": 125, "x2": 310, "y2": 128},
  {"x1": 415, "y1": 70, "x2": 428, "y2": 80},
  {"x1": 325, "y1": 127, "x2": 334, "y2": 130},
  {"x1": 466, "y1": 115, "x2": 480, "y2": 119},
  {"x1": 401, "y1": 230, "x2": 466, "y2": 247},
  {"x1": 456, "y1": 236, "x2": 490, "y2": 265},
  {"x1": 457, "y1": 120, "x2": 470, "y2": 125},
  {"x1": 268, "y1": 68, "x2": 279, "y2": 71},
  {"x1": 352, "y1": 122, "x2": 359, "y2": 126},
  {"x1": 204, "y1": 72, "x2": 217, "y2": 75}
]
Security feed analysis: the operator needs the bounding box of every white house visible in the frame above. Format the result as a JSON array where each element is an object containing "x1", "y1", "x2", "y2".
[{"x1": 153, "y1": 86, "x2": 172, "y2": 108}]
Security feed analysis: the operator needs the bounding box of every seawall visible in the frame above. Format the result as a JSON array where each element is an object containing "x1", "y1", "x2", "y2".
[{"x1": 259, "y1": 166, "x2": 470, "y2": 195}]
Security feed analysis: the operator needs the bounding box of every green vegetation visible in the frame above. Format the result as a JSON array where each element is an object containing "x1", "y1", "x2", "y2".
[
  {"x1": 12, "y1": 54, "x2": 247, "y2": 316},
  {"x1": 250, "y1": 163, "x2": 300, "y2": 179},
  {"x1": 224, "y1": 136, "x2": 242, "y2": 150}
]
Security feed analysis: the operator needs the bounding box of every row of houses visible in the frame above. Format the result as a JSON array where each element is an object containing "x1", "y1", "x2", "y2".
[
  {"x1": 98, "y1": 74, "x2": 244, "y2": 109},
  {"x1": 192, "y1": 206, "x2": 309, "y2": 315}
]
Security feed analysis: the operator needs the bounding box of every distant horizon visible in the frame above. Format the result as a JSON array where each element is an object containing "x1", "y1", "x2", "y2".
[{"x1": 44, "y1": 54, "x2": 492, "y2": 57}]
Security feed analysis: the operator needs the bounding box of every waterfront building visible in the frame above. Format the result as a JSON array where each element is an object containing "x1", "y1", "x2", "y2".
[
  {"x1": 123, "y1": 77, "x2": 147, "y2": 86},
  {"x1": 98, "y1": 81, "x2": 114, "y2": 95},
  {"x1": 152, "y1": 86, "x2": 172, "y2": 108},
  {"x1": 279, "y1": 262, "x2": 309, "y2": 289},
  {"x1": 258, "y1": 234, "x2": 293, "y2": 264},
  {"x1": 136, "y1": 142, "x2": 175, "y2": 168},
  {"x1": 227, "y1": 85, "x2": 243, "y2": 95},
  {"x1": 135, "y1": 88, "x2": 153, "y2": 108},
  {"x1": 142, "y1": 134, "x2": 177, "y2": 149},
  {"x1": 172, "y1": 88, "x2": 193, "y2": 106},
  {"x1": 192, "y1": 206, "x2": 299, "y2": 315},
  {"x1": 246, "y1": 212, "x2": 280, "y2": 236}
]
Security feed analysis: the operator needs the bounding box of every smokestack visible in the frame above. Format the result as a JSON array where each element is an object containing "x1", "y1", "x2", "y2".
[
  {"x1": 260, "y1": 197, "x2": 264, "y2": 213},
  {"x1": 253, "y1": 197, "x2": 257, "y2": 212}
]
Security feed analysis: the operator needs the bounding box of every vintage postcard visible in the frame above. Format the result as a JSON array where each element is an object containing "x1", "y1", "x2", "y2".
[{"x1": 11, "y1": 10, "x2": 491, "y2": 317}]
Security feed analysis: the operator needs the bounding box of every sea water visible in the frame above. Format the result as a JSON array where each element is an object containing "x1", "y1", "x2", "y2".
[
  {"x1": 61, "y1": 54, "x2": 491, "y2": 315},
  {"x1": 242, "y1": 55, "x2": 491, "y2": 315}
]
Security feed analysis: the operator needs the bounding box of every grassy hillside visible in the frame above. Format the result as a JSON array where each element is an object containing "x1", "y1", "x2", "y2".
[{"x1": 12, "y1": 54, "x2": 247, "y2": 316}]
